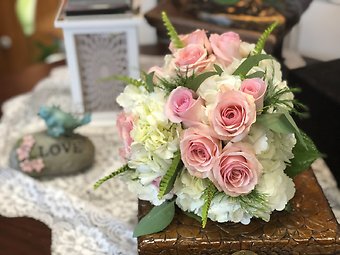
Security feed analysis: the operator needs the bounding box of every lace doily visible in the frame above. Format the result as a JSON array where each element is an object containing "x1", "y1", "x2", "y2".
[{"x1": 0, "y1": 64, "x2": 339, "y2": 255}]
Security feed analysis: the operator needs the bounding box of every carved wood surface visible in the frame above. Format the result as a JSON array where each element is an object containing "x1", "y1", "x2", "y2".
[{"x1": 138, "y1": 169, "x2": 340, "y2": 254}]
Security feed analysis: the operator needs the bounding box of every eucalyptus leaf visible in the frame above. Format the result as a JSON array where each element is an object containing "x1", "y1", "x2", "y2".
[
  {"x1": 233, "y1": 54, "x2": 272, "y2": 78},
  {"x1": 214, "y1": 64, "x2": 224, "y2": 76},
  {"x1": 145, "y1": 71, "x2": 155, "y2": 92},
  {"x1": 285, "y1": 131, "x2": 320, "y2": 178},
  {"x1": 186, "y1": 71, "x2": 218, "y2": 91},
  {"x1": 246, "y1": 71, "x2": 265, "y2": 79},
  {"x1": 256, "y1": 113, "x2": 295, "y2": 134},
  {"x1": 133, "y1": 200, "x2": 175, "y2": 237},
  {"x1": 183, "y1": 211, "x2": 202, "y2": 223},
  {"x1": 283, "y1": 112, "x2": 306, "y2": 149}
]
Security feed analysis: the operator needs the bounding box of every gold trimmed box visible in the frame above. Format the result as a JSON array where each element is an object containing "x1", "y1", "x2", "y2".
[{"x1": 138, "y1": 170, "x2": 340, "y2": 254}]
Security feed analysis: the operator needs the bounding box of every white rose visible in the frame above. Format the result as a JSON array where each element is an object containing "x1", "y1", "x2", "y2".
[
  {"x1": 197, "y1": 73, "x2": 242, "y2": 105},
  {"x1": 245, "y1": 124, "x2": 268, "y2": 154}
]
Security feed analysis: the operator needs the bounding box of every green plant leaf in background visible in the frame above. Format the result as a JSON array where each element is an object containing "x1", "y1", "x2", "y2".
[
  {"x1": 232, "y1": 54, "x2": 272, "y2": 79},
  {"x1": 158, "y1": 151, "x2": 182, "y2": 199},
  {"x1": 16, "y1": 0, "x2": 37, "y2": 36},
  {"x1": 133, "y1": 200, "x2": 175, "y2": 237},
  {"x1": 285, "y1": 131, "x2": 320, "y2": 178}
]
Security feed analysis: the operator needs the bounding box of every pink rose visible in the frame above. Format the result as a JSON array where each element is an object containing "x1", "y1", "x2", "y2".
[
  {"x1": 165, "y1": 86, "x2": 204, "y2": 127},
  {"x1": 209, "y1": 90, "x2": 256, "y2": 142},
  {"x1": 180, "y1": 126, "x2": 221, "y2": 178},
  {"x1": 241, "y1": 78, "x2": 267, "y2": 110},
  {"x1": 170, "y1": 29, "x2": 212, "y2": 53},
  {"x1": 174, "y1": 44, "x2": 215, "y2": 75},
  {"x1": 211, "y1": 142, "x2": 262, "y2": 197},
  {"x1": 116, "y1": 112, "x2": 134, "y2": 159},
  {"x1": 210, "y1": 32, "x2": 241, "y2": 66}
]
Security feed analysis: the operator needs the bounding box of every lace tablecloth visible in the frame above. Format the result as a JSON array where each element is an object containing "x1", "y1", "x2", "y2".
[{"x1": 0, "y1": 66, "x2": 339, "y2": 255}]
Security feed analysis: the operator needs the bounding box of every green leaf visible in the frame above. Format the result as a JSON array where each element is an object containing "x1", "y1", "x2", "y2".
[
  {"x1": 246, "y1": 71, "x2": 265, "y2": 79},
  {"x1": 201, "y1": 181, "x2": 217, "y2": 228},
  {"x1": 233, "y1": 54, "x2": 272, "y2": 78},
  {"x1": 183, "y1": 211, "x2": 202, "y2": 223},
  {"x1": 257, "y1": 113, "x2": 295, "y2": 134},
  {"x1": 145, "y1": 71, "x2": 155, "y2": 92},
  {"x1": 161, "y1": 12, "x2": 184, "y2": 49},
  {"x1": 213, "y1": 64, "x2": 224, "y2": 76},
  {"x1": 213, "y1": 0, "x2": 240, "y2": 4},
  {"x1": 158, "y1": 152, "x2": 182, "y2": 199},
  {"x1": 285, "y1": 131, "x2": 320, "y2": 178},
  {"x1": 186, "y1": 71, "x2": 219, "y2": 92},
  {"x1": 257, "y1": 112, "x2": 307, "y2": 150},
  {"x1": 254, "y1": 22, "x2": 278, "y2": 55},
  {"x1": 133, "y1": 200, "x2": 175, "y2": 237},
  {"x1": 94, "y1": 164, "x2": 133, "y2": 189}
]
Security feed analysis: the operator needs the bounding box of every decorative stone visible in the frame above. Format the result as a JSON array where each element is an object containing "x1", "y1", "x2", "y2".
[
  {"x1": 138, "y1": 170, "x2": 340, "y2": 255},
  {"x1": 9, "y1": 131, "x2": 95, "y2": 178}
]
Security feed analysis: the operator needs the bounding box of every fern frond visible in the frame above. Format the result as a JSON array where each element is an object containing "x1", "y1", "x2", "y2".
[
  {"x1": 201, "y1": 181, "x2": 218, "y2": 228},
  {"x1": 94, "y1": 164, "x2": 133, "y2": 189},
  {"x1": 161, "y1": 12, "x2": 184, "y2": 49},
  {"x1": 113, "y1": 75, "x2": 145, "y2": 87},
  {"x1": 158, "y1": 152, "x2": 182, "y2": 199},
  {"x1": 254, "y1": 22, "x2": 278, "y2": 55}
]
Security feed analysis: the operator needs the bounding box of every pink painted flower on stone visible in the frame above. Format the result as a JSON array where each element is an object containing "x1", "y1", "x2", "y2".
[
  {"x1": 165, "y1": 86, "x2": 204, "y2": 127},
  {"x1": 180, "y1": 126, "x2": 221, "y2": 179},
  {"x1": 116, "y1": 112, "x2": 134, "y2": 159},
  {"x1": 170, "y1": 29, "x2": 212, "y2": 53},
  {"x1": 16, "y1": 147, "x2": 30, "y2": 161},
  {"x1": 209, "y1": 90, "x2": 256, "y2": 142},
  {"x1": 31, "y1": 158, "x2": 45, "y2": 172},
  {"x1": 174, "y1": 44, "x2": 215, "y2": 75},
  {"x1": 210, "y1": 32, "x2": 241, "y2": 66},
  {"x1": 22, "y1": 135, "x2": 35, "y2": 148},
  {"x1": 20, "y1": 160, "x2": 33, "y2": 173},
  {"x1": 211, "y1": 142, "x2": 262, "y2": 197},
  {"x1": 240, "y1": 78, "x2": 267, "y2": 110}
]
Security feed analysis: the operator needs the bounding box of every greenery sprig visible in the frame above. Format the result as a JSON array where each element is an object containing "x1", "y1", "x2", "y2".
[
  {"x1": 253, "y1": 21, "x2": 278, "y2": 55},
  {"x1": 234, "y1": 190, "x2": 270, "y2": 221},
  {"x1": 94, "y1": 164, "x2": 133, "y2": 189},
  {"x1": 161, "y1": 12, "x2": 184, "y2": 49}
]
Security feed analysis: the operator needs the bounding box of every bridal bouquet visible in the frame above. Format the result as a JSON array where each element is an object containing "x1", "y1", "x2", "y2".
[{"x1": 95, "y1": 13, "x2": 319, "y2": 237}]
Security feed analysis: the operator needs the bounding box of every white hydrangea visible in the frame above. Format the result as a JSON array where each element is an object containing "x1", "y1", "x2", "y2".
[
  {"x1": 257, "y1": 169, "x2": 295, "y2": 211},
  {"x1": 174, "y1": 171, "x2": 206, "y2": 214},
  {"x1": 259, "y1": 130, "x2": 296, "y2": 164},
  {"x1": 116, "y1": 84, "x2": 147, "y2": 112},
  {"x1": 245, "y1": 124, "x2": 269, "y2": 155},
  {"x1": 209, "y1": 193, "x2": 252, "y2": 224},
  {"x1": 127, "y1": 178, "x2": 173, "y2": 206}
]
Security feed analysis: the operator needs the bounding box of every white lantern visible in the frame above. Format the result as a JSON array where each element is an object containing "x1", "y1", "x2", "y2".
[{"x1": 55, "y1": 1, "x2": 140, "y2": 123}]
